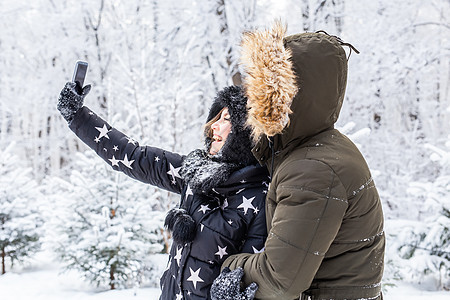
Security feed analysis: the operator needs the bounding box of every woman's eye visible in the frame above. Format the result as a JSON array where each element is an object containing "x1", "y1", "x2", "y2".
[{"x1": 224, "y1": 117, "x2": 231, "y2": 121}]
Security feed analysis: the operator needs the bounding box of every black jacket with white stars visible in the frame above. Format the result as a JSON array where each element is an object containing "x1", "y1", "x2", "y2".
[{"x1": 69, "y1": 106, "x2": 269, "y2": 299}]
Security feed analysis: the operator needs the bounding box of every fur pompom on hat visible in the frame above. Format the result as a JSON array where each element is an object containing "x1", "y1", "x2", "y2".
[
  {"x1": 240, "y1": 20, "x2": 298, "y2": 141},
  {"x1": 164, "y1": 208, "x2": 196, "y2": 244}
]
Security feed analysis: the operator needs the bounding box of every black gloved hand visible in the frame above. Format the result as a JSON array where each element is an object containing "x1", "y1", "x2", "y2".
[
  {"x1": 210, "y1": 267, "x2": 258, "y2": 300},
  {"x1": 57, "y1": 81, "x2": 91, "y2": 124}
]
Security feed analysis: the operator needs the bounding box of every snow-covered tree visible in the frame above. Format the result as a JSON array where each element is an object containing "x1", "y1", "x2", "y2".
[
  {"x1": 299, "y1": 0, "x2": 345, "y2": 34},
  {"x1": 0, "y1": 0, "x2": 449, "y2": 292},
  {"x1": 0, "y1": 142, "x2": 44, "y2": 274},
  {"x1": 53, "y1": 151, "x2": 165, "y2": 290},
  {"x1": 386, "y1": 136, "x2": 450, "y2": 290}
]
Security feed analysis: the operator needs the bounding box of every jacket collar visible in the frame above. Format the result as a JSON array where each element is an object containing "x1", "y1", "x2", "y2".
[{"x1": 251, "y1": 137, "x2": 271, "y2": 166}]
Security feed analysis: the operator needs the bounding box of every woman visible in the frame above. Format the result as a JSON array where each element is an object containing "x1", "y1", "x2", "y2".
[{"x1": 57, "y1": 82, "x2": 268, "y2": 299}]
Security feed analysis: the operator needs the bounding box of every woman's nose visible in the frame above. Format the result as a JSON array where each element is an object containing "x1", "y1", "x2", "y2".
[{"x1": 211, "y1": 121, "x2": 219, "y2": 131}]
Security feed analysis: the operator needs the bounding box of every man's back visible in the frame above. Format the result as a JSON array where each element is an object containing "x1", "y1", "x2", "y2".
[{"x1": 284, "y1": 128, "x2": 385, "y2": 299}]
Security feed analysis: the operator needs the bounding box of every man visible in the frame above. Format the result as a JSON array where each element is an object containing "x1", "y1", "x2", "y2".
[{"x1": 211, "y1": 22, "x2": 385, "y2": 300}]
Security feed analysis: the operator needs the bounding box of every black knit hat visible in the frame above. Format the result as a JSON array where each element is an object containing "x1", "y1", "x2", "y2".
[
  {"x1": 171, "y1": 86, "x2": 257, "y2": 244},
  {"x1": 205, "y1": 85, "x2": 256, "y2": 166}
]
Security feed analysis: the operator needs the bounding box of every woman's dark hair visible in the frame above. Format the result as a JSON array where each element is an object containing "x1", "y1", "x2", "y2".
[{"x1": 204, "y1": 107, "x2": 227, "y2": 140}]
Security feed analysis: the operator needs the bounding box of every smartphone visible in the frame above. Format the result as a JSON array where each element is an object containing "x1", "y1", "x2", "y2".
[{"x1": 72, "y1": 60, "x2": 88, "y2": 93}]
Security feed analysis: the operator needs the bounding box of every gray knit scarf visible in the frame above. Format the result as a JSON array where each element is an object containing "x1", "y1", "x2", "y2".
[{"x1": 180, "y1": 149, "x2": 240, "y2": 194}]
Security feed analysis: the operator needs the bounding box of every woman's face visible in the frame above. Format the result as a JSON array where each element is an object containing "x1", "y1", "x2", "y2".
[{"x1": 209, "y1": 108, "x2": 232, "y2": 155}]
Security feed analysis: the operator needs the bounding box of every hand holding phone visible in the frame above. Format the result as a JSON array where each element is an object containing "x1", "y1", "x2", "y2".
[
  {"x1": 72, "y1": 60, "x2": 88, "y2": 94},
  {"x1": 57, "y1": 61, "x2": 91, "y2": 123}
]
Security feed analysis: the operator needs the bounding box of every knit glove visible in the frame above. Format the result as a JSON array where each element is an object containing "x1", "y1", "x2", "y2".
[
  {"x1": 210, "y1": 267, "x2": 258, "y2": 300},
  {"x1": 57, "y1": 81, "x2": 91, "y2": 123}
]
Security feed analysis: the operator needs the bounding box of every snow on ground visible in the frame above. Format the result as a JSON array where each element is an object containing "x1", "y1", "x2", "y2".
[
  {"x1": 384, "y1": 283, "x2": 449, "y2": 300},
  {"x1": 0, "y1": 250, "x2": 164, "y2": 300},
  {"x1": 0, "y1": 251, "x2": 448, "y2": 300}
]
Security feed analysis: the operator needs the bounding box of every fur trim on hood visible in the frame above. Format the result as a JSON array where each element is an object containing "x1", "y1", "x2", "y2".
[
  {"x1": 240, "y1": 21, "x2": 349, "y2": 151},
  {"x1": 241, "y1": 21, "x2": 298, "y2": 141}
]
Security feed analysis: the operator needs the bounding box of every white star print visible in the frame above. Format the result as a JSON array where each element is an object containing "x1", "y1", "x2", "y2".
[
  {"x1": 167, "y1": 163, "x2": 182, "y2": 184},
  {"x1": 121, "y1": 154, "x2": 135, "y2": 169},
  {"x1": 221, "y1": 198, "x2": 228, "y2": 210},
  {"x1": 185, "y1": 185, "x2": 193, "y2": 200},
  {"x1": 95, "y1": 124, "x2": 110, "y2": 139},
  {"x1": 237, "y1": 196, "x2": 256, "y2": 214},
  {"x1": 198, "y1": 205, "x2": 211, "y2": 214},
  {"x1": 240, "y1": 179, "x2": 246, "y2": 183},
  {"x1": 252, "y1": 246, "x2": 265, "y2": 253},
  {"x1": 109, "y1": 155, "x2": 120, "y2": 167},
  {"x1": 254, "y1": 207, "x2": 260, "y2": 214},
  {"x1": 215, "y1": 245, "x2": 228, "y2": 259},
  {"x1": 174, "y1": 246, "x2": 182, "y2": 266},
  {"x1": 187, "y1": 267, "x2": 204, "y2": 289},
  {"x1": 89, "y1": 112, "x2": 94, "y2": 115},
  {"x1": 113, "y1": 145, "x2": 119, "y2": 151},
  {"x1": 126, "y1": 137, "x2": 137, "y2": 145},
  {"x1": 94, "y1": 136, "x2": 100, "y2": 143},
  {"x1": 176, "y1": 292, "x2": 183, "y2": 300},
  {"x1": 200, "y1": 224, "x2": 204, "y2": 232},
  {"x1": 103, "y1": 148, "x2": 107, "y2": 152},
  {"x1": 228, "y1": 219, "x2": 233, "y2": 225},
  {"x1": 155, "y1": 156, "x2": 160, "y2": 162}
]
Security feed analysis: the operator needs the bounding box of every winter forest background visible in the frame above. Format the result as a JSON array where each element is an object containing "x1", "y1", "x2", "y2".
[{"x1": 1, "y1": 0, "x2": 449, "y2": 298}]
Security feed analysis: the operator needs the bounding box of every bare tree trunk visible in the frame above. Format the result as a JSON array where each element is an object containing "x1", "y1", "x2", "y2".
[
  {"x1": 1, "y1": 247, "x2": 5, "y2": 275},
  {"x1": 1, "y1": 216, "x2": 5, "y2": 274},
  {"x1": 161, "y1": 228, "x2": 171, "y2": 254},
  {"x1": 301, "y1": 0, "x2": 311, "y2": 31},
  {"x1": 332, "y1": 0, "x2": 344, "y2": 35},
  {"x1": 85, "y1": 0, "x2": 111, "y2": 110},
  {"x1": 110, "y1": 263, "x2": 115, "y2": 290},
  {"x1": 216, "y1": 0, "x2": 239, "y2": 85},
  {"x1": 152, "y1": 0, "x2": 159, "y2": 45}
]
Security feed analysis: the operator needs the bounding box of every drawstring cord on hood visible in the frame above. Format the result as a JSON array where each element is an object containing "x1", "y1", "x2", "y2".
[
  {"x1": 268, "y1": 137, "x2": 275, "y2": 180},
  {"x1": 315, "y1": 30, "x2": 360, "y2": 60}
]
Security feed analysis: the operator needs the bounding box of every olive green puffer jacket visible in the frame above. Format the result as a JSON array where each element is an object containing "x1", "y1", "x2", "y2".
[{"x1": 222, "y1": 24, "x2": 385, "y2": 300}]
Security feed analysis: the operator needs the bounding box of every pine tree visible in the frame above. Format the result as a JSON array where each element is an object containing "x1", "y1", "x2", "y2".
[
  {"x1": 396, "y1": 137, "x2": 450, "y2": 290},
  {"x1": 53, "y1": 151, "x2": 165, "y2": 290},
  {"x1": 0, "y1": 142, "x2": 44, "y2": 274}
]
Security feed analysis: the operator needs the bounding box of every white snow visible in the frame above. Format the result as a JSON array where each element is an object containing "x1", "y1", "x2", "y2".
[
  {"x1": 0, "y1": 251, "x2": 165, "y2": 300},
  {"x1": 383, "y1": 283, "x2": 449, "y2": 300},
  {"x1": 1, "y1": 254, "x2": 449, "y2": 300}
]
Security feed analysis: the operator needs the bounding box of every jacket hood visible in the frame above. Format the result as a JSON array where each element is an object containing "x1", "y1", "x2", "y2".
[{"x1": 241, "y1": 22, "x2": 348, "y2": 154}]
